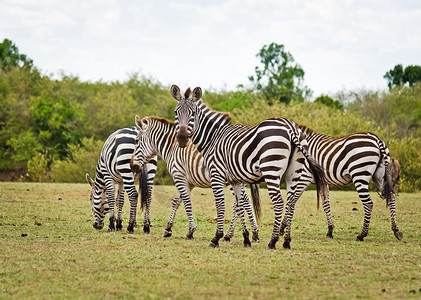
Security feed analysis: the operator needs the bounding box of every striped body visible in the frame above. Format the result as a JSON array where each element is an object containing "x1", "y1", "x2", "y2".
[
  {"x1": 172, "y1": 85, "x2": 326, "y2": 249},
  {"x1": 87, "y1": 126, "x2": 157, "y2": 233},
  {"x1": 132, "y1": 116, "x2": 260, "y2": 241},
  {"x1": 281, "y1": 126, "x2": 402, "y2": 241}
]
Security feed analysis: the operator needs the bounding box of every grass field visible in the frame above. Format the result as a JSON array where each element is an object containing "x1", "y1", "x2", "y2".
[{"x1": 0, "y1": 182, "x2": 420, "y2": 299}]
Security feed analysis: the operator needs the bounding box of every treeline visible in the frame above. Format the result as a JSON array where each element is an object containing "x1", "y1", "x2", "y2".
[{"x1": 1, "y1": 40, "x2": 420, "y2": 191}]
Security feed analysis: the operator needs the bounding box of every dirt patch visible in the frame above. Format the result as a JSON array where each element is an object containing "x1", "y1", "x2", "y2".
[{"x1": 0, "y1": 168, "x2": 26, "y2": 182}]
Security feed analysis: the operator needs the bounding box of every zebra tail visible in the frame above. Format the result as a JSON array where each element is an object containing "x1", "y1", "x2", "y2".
[
  {"x1": 139, "y1": 167, "x2": 149, "y2": 212},
  {"x1": 377, "y1": 137, "x2": 394, "y2": 207},
  {"x1": 291, "y1": 125, "x2": 327, "y2": 208},
  {"x1": 306, "y1": 156, "x2": 327, "y2": 210},
  {"x1": 250, "y1": 184, "x2": 262, "y2": 224}
]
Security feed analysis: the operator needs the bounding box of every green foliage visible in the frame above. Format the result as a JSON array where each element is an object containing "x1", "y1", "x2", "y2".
[
  {"x1": 0, "y1": 39, "x2": 419, "y2": 192},
  {"x1": 25, "y1": 152, "x2": 50, "y2": 182},
  {"x1": 314, "y1": 94, "x2": 344, "y2": 111},
  {"x1": 6, "y1": 130, "x2": 42, "y2": 163},
  {"x1": 249, "y1": 43, "x2": 312, "y2": 104},
  {"x1": 30, "y1": 95, "x2": 80, "y2": 159},
  {"x1": 387, "y1": 137, "x2": 421, "y2": 192},
  {"x1": 384, "y1": 64, "x2": 421, "y2": 88},
  {"x1": 0, "y1": 38, "x2": 33, "y2": 70},
  {"x1": 50, "y1": 137, "x2": 103, "y2": 183},
  {"x1": 204, "y1": 89, "x2": 254, "y2": 112},
  {"x1": 345, "y1": 83, "x2": 421, "y2": 139}
]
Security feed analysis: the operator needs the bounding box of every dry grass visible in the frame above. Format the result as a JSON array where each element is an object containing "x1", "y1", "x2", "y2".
[{"x1": 1, "y1": 182, "x2": 420, "y2": 299}]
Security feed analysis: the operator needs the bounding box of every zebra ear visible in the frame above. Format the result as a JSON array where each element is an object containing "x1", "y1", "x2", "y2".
[
  {"x1": 135, "y1": 115, "x2": 148, "y2": 130},
  {"x1": 192, "y1": 87, "x2": 202, "y2": 102},
  {"x1": 170, "y1": 84, "x2": 182, "y2": 101},
  {"x1": 86, "y1": 173, "x2": 94, "y2": 187}
]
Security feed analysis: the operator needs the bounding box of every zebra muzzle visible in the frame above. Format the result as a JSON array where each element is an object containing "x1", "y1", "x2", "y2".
[{"x1": 177, "y1": 126, "x2": 188, "y2": 148}]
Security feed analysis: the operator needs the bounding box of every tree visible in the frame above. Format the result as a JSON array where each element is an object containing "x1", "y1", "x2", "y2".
[
  {"x1": 384, "y1": 64, "x2": 421, "y2": 88},
  {"x1": 403, "y1": 65, "x2": 421, "y2": 86},
  {"x1": 0, "y1": 39, "x2": 33, "y2": 70},
  {"x1": 249, "y1": 43, "x2": 312, "y2": 104},
  {"x1": 314, "y1": 94, "x2": 344, "y2": 111}
]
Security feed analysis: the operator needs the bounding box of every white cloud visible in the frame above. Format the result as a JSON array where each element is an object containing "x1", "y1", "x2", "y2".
[{"x1": 0, "y1": 0, "x2": 420, "y2": 96}]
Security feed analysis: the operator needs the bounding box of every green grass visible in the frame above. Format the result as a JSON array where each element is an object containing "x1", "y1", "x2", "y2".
[{"x1": 1, "y1": 182, "x2": 420, "y2": 299}]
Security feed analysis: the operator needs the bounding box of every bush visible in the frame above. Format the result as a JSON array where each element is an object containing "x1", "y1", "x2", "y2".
[
  {"x1": 50, "y1": 137, "x2": 103, "y2": 183},
  {"x1": 25, "y1": 152, "x2": 50, "y2": 182}
]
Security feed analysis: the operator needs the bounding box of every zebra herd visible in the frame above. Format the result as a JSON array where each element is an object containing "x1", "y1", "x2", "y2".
[{"x1": 86, "y1": 84, "x2": 403, "y2": 249}]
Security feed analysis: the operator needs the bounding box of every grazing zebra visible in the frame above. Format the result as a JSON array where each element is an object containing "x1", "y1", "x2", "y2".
[
  {"x1": 131, "y1": 115, "x2": 261, "y2": 244},
  {"x1": 279, "y1": 125, "x2": 403, "y2": 241},
  {"x1": 171, "y1": 85, "x2": 326, "y2": 249},
  {"x1": 86, "y1": 126, "x2": 157, "y2": 233}
]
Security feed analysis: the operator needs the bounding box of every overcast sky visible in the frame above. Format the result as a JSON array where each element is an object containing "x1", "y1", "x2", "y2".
[{"x1": 1, "y1": 0, "x2": 420, "y2": 97}]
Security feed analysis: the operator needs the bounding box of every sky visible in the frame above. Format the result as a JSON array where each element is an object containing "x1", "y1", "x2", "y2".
[{"x1": 1, "y1": 0, "x2": 420, "y2": 98}]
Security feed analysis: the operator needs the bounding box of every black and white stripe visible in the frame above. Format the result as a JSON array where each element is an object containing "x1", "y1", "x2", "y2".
[
  {"x1": 132, "y1": 116, "x2": 261, "y2": 244},
  {"x1": 171, "y1": 85, "x2": 326, "y2": 249},
  {"x1": 280, "y1": 125, "x2": 403, "y2": 241},
  {"x1": 86, "y1": 126, "x2": 157, "y2": 233}
]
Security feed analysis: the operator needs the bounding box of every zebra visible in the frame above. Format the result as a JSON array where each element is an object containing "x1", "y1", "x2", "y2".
[
  {"x1": 278, "y1": 125, "x2": 403, "y2": 241},
  {"x1": 131, "y1": 115, "x2": 262, "y2": 245},
  {"x1": 171, "y1": 85, "x2": 326, "y2": 249},
  {"x1": 86, "y1": 126, "x2": 158, "y2": 233}
]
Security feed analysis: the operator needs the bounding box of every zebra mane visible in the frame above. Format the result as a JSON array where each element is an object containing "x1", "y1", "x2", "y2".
[
  {"x1": 147, "y1": 116, "x2": 175, "y2": 126},
  {"x1": 297, "y1": 124, "x2": 316, "y2": 137},
  {"x1": 198, "y1": 100, "x2": 232, "y2": 126}
]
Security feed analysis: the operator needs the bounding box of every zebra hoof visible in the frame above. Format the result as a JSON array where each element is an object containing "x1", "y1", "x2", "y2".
[
  {"x1": 283, "y1": 237, "x2": 291, "y2": 249},
  {"x1": 163, "y1": 230, "x2": 172, "y2": 238},
  {"x1": 143, "y1": 225, "x2": 150, "y2": 234},
  {"x1": 126, "y1": 225, "x2": 134, "y2": 234},
  {"x1": 223, "y1": 235, "x2": 231, "y2": 242},
  {"x1": 244, "y1": 240, "x2": 252, "y2": 247},
  {"x1": 394, "y1": 231, "x2": 403, "y2": 240},
  {"x1": 252, "y1": 232, "x2": 260, "y2": 243},
  {"x1": 107, "y1": 227, "x2": 115, "y2": 232},
  {"x1": 326, "y1": 232, "x2": 333, "y2": 239},
  {"x1": 209, "y1": 241, "x2": 219, "y2": 248},
  {"x1": 267, "y1": 240, "x2": 277, "y2": 250},
  {"x1": 356, "y1": 235, "x2": 364, "y2": 241},
  {"x1": 116, "y1": 220, "x2": 123, "y2": 231}
]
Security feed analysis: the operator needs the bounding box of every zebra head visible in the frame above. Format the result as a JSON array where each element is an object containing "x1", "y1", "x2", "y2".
[
  {"x1": 86, "y1": 173, "x2": 109, "y2": 230},
  {"x1": 132, "y1": 115, "x2": 154, "y2": 169},
  {"x1": 171, "y1": 84, "x2": 202, "y2": 148}
]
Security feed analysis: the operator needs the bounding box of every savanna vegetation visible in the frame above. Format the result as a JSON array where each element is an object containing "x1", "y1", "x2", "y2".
[
  {"x1": 1, "y1": 39, "x2": 420, "y2": 191},
  {"x1": 1, "y1": 182, "x2": 420, "y2": 299}
]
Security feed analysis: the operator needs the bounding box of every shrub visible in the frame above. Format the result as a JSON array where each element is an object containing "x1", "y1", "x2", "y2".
[{"x1": 50, "y1": 137, "x2": 102, "y2": 183}]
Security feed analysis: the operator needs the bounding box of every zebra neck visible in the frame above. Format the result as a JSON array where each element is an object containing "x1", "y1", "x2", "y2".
[
  {"x1": 150, "y1": 119, "x2": 178, "y2": 162},
  {"x1": 191, "y1": 101, "x2": 231, "y2": 154}
]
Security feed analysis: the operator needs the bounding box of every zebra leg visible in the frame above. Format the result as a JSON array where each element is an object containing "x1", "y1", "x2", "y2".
[
  {"x1": 172, "y1": 180, "x2": 196, "y2": 239},
  {"x1": 372, "y1": 168, "x2": 403, "y2": 240},
  {"x1": 163, "y1": 194, "x2": 182, "y2": 237},
  {"x1": 232, "y1": 184, "x2": 251, "y2": 247},
  {"x1": 224, "y1": 201, "x2": 238, "y2": 242},
  {"x1": 264, "y1": 178, "x2": 284, "y2": 250},
  {"x1": 353, "y1": 180, "x2": 373, "y2": 241},
  {"x1": 321, "y1": 185, "x2": 334, "y2": 238},
  {"x1": 209, "y1": 179, "x2": 226, "y2": 248},
  {"x1": 387, "y1": 195, "x2": 403, "y2": 240},
  {"x1": 124, "y1": 181, "x2": 138, "y2": 234},
  {"x1": 143, "y1": 183, "x2": 153, "y2": 234},
  {"x1": 104, "y1": 177, "x2": 116, "y2": 232},
  {"x1": 243, "y1": 190, "x2": 259, "y2": 243},
  {"x1": 116, "y1": 182, "x2": 124, "y2": 231}
]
